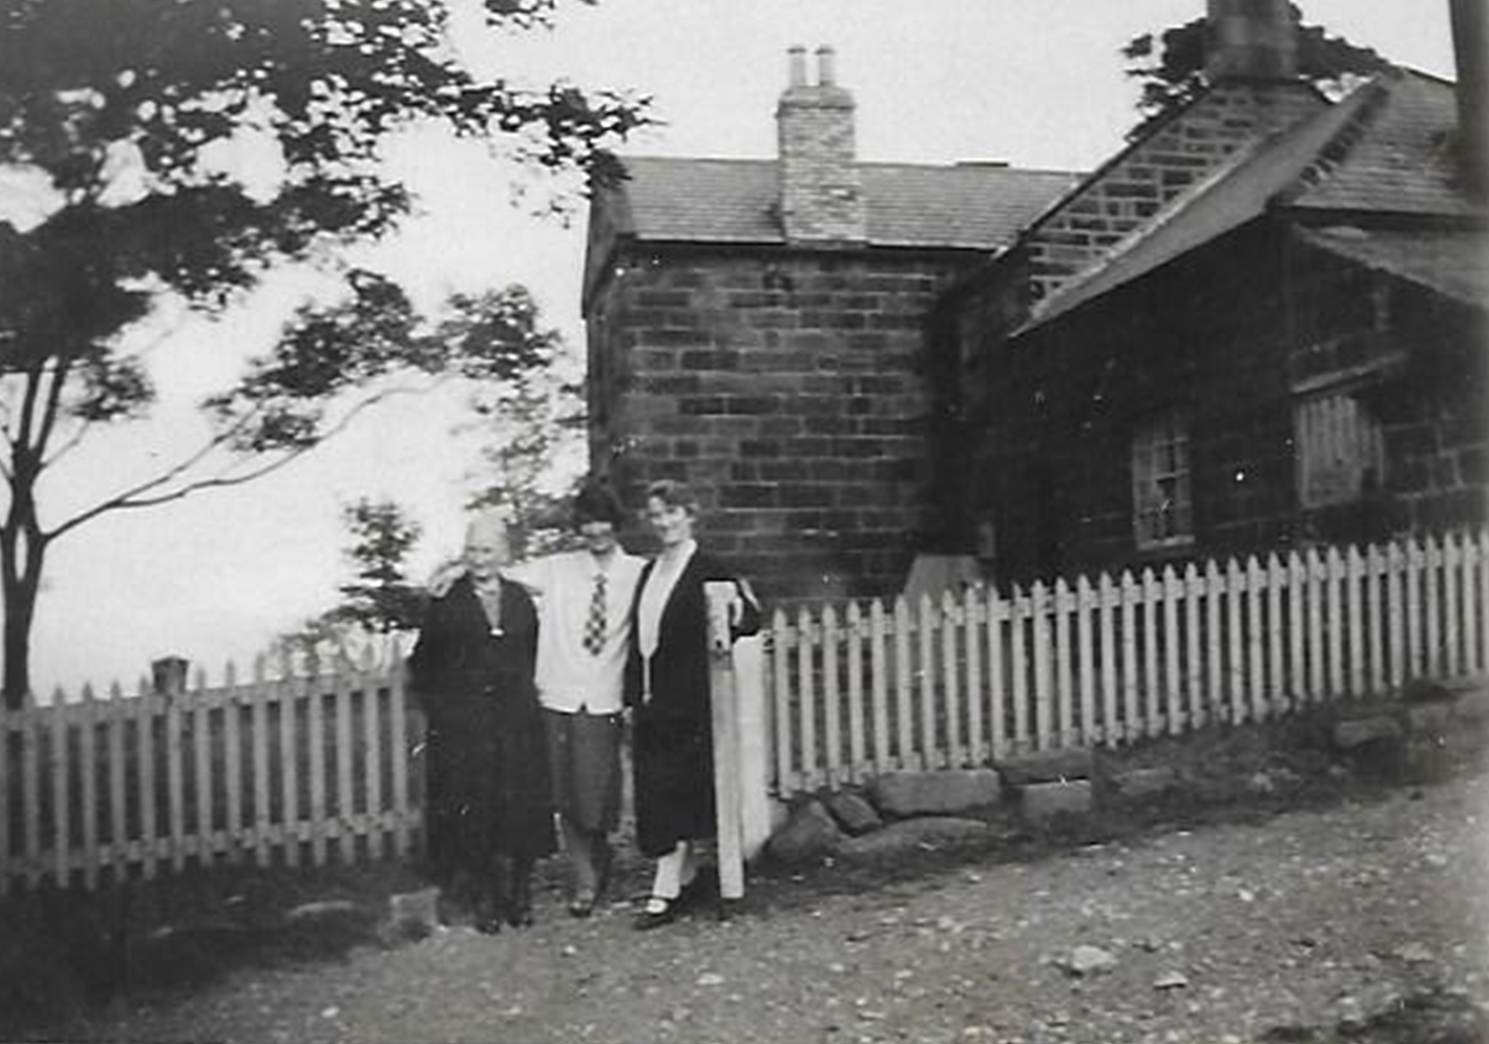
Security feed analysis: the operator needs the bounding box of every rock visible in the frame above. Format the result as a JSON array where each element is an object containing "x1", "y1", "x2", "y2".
[
  {"x1": 997, "y1": 748, "x2": 1096, "y2": 786},
  {"x1": 1056, "y1": 945, "x2": 1117, "y2": 977},
  {"x1": 766, "y1": 799, "x2": 844, "y2": 865},
  {"x1": 1406, "y1": 701, "x2": 1454, "y2": 736},
  {"x1": 1153, "y1": 970, "x2": 1189, "y2": 990},
  {"x1": 868, "y1": 769, "x2": 1003, "y2": 817},
  {"x1": 836, "y1": 817, "x2": 992, "y2": 863},
  {"x1": 1112, "y1": 766, "x2": 1178, "y2": 799},
  {"x1": 285, "y1": 899, "x2": 360, "y2": 923},
  {"x1": 1019, "y1": 779, "x2": 1093, "y2": 823},
  {"x1": 823, "y1": 790, "x2": 884, "y2": 836},
  {"x1": 1403, "y1": 678, "x2": 1453, "y2": 703},
  {"x1": 1449, "y1": 684, "x2": 1489, "y2": 725},
  {"x1": 1393, "y1": 941, "x2": 1435, "y2": 964},
  {"x1": 696, "y1": 972, "x2": 724, "y2": 987},
  {"x1": 384, "y1": 888, "x2": 439, "y2": 942},
  {"x1": 1332, "y1": 715, "x2": 1403, "y2": 750}
]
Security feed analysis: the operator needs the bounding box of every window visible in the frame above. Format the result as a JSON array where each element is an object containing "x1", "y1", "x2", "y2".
[
  {"x1": 1132, "y1": 411, "x2": 1193, "y2": 548},
  {"x1": 1294, "y1": 391, "x2": 1384, "y2": 508}
]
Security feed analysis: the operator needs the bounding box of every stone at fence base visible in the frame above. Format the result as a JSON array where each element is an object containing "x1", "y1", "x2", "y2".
[
  {"x1": 1449, "y1": 685, "x2": 1489, "y2": 726},
  {"x1": 997, "y1": 748, "x2": 1096, "y2": 787},
  {"x1": 1112, "y1": 766, "x2": 1180, "y2": 799},
  {"x1": 383, "y1": 887, "x2": 440, "y2": 944},
  {"x1": 824, "y1": 790, "x2": 884, "y2": 836},
  {"x1": 835, "y1": 817, "x2": 993, "y2": 863},
  {"x1": 1332, "y1": 715, "x2": 1403, "y2": 751},
  {"x1": 868, "y1": 769, "x2": 1003, "y2": 818},
  {"x1": 766, "y1": 799, "x2": 844, "y2": 865},
  {"x1": 1406, "y1": 701, "x2": 1454, "y2": 737},
  {"x1": 285, "y1": 899, "x2": 360, "y2": 924},
  {"x1": 1019, "y1": 779, "x2": 1093, "y2": 823}
]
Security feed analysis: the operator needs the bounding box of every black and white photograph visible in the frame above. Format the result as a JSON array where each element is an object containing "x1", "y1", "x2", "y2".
[{"x1": 0, "y1": 0, "x2": 1485, "y2": 1040}]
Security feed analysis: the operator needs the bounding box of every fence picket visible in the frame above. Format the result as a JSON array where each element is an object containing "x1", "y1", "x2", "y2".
[
  {"x1": 869, "y1": 600, "x2": 890, "y2": 774},
  {"x1": 1204, "y1": 560, "x2": 1222, "y2": 727},
  {"x1": 1365, "y1": 543, "x2": 1385, "y2": 695},
  {"x1": 822, "y1": 604, "x2": 842, "y2": 788},
  {"x1": 1325, "y1": 547, "x2": 1345, "y2": 699},
  {"x1": 771, "y1": 610, "x2": 793, "y2": 793},
  {"x1": 1246, "y1": 557, "x2": 1266, "y2": 721},
  {"x1": 894, "y1": 597, "x2": 913, "y2": 770},
  {"x1": 846, "y1": 602, "x2": 866, "y2": 781},
  {"x1": 1226, "y1": 558, "x2": 1245, "y2": 724},
  {"x1": 108, "y1": 684, "x2": 128, "y2": 883},
  {"x1": 1162, "y1": 567, "x2": 1182, "y2": 735},
  {"x1": 250, "y1": 657, "x2": 271, "y2": 868},
  {"x1": 1406, "y1": 539, "x2": 1425, "y2": 680},
  {"x1": 136, "y1": 678, "x2": 158, "y2": 880},
  {"x1": 965, "y1": 588, "x2": 985, "y2": 765},
  {"x1": 51, "y1": 689, "x2": 71, "y2": 884},
  {"x1": 281, "y1": 656, "x2": 303, "y2": 867},
  {"x1": 1481, "y1": 532, "x2": 1489, "y2": 674},
  {"x1": 1010, "y1": 585, "x2": 1030, "y2": 752},
  {"x1": 918, "y1": 594, "x2": 937, "y2": 769},
  {"x1": 80, "y1": 685, "x2": 99, "y2": 889},
  {"x1": 1141, "y1": 569, "x2": 1159, "y2": 739},
  {"x1": 1346, "y1": 546, "x2": 1366, "y2": 698},
  {"x1": 1287, "y1": 551, "x2": 1306, "y2": 708},
  {"x1": 987, "y1": 590, "x2": 1009, "y2": 760},
  {"x1": 1054, "y1": 579, "x2": 1074, "y2": 748},
  {"x1": 1306, "y1": 548, "x2": 1326, "y2": 702},
  {"x1": 1387, "y1": 541, "x2": 1406, "y2": 689},
  {"x1": 1425, "y1": 535, "x2": 1443, "y2": 678},
  {"x1": 388, "y1": 645, "x2": 412, "y2": 860},
  {"x1": 1031, "y1": 582, "x2": 1053, "y2": 750},
  {"x1": 1119, "y1": 572, "x2": 1138, "y2": 744},
  {"x1": 334, "y1": 664, "x2": 355, "y2": 865},
  {"x1": 1444, "y1": 534, "x2": 1463, "y2": 678},
  {"x1": 192, "y1": 669, "x2": 213, "y2": 867},
  {"x1": 1266, "y1": 555, "x2": 1285, "y2": 713},
  {"x1": 1098, "y1": 573, "x2": 1118, "y2": 746},
  {"x1": 362, "y1": 649, "x2": 385, "y2": 861},
  {"x1": 796, "y1": 606, "x2": 818, "y2": 789},
  {"x1": 941, "y1": 591, "x2": 961, "y2": 766},
  {"x1": 223, "y1": 663, "x2": 243, "y2": 864},
  {"x1": 1076, "y1": 577, "x2": 1096, "y2": 745},
  {"x1": 1184, "y1": 563, "x2": 1202, "y2": 729},
  {"x1": 1463, "y1": 536, "x2": 1481, "y2": 676}
]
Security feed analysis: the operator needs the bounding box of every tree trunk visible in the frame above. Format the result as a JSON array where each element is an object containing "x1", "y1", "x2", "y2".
[{"x1": 1, "y1": 525, "x2": 44, "y2": 711}]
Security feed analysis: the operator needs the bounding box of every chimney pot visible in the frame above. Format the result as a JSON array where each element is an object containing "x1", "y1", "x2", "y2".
[
  {"x1": 787, "y1": 45, "x2": 807, "y2": 88},
  {"x1": 816, "y1": 45, "x2": 837, "y2": 87}
]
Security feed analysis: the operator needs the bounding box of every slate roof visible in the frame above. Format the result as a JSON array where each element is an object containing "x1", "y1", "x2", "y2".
[
  {"x1": 1297, "y1": 226, "x2": 1489, "y2": 309},
  {"x1": 605, "y1": 156, "x2": 1079, "y2": 251},
  {"x1": 1018, "y1": 70, "x2": 1484, "y2": 335}
]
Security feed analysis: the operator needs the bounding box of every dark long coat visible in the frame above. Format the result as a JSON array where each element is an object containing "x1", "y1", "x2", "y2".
[
  {"x1": 407, "y1": 575, "x2": 554, "y2": 879},
  {"x1": 624, "y1": 551, "x2": 760, "y2": 858}
]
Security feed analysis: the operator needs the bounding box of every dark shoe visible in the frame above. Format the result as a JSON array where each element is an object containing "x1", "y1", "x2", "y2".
[
  {"x1": 568, "y1": 888, "x2": 597, "y2": 919},
  {"x1": 632, "y1": 896, "x2": 680, "y2": 931}
]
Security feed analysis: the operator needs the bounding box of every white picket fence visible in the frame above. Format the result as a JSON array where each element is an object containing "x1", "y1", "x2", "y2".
[
  {"x1": 0, "y1": 651, "x2": 421, "y2": 894},
  {"x1": 764, "y1": 530, "x2": 1489, "y2": 797}
]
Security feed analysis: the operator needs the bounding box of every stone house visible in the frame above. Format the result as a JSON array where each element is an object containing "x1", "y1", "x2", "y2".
[
  {"x1": 937, "y1": 0, "x2": 1488, "y2": 582},
  {"x1": 584, "y1": 0, "x2": 1487, "y2": 597}
]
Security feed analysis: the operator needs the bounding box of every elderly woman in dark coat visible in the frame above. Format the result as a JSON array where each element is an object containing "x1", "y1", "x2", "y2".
[
  {"x1": 407, "y1": 510, "x2": 552, "y2": 932},
  {"x1": 625, "y1": 480, "x2": 760, "y2": 929}
]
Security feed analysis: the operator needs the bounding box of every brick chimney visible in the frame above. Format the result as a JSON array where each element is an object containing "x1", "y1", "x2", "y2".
[
  {"x1": 1450, "y1": 0, "x2": 1488, "y2": 197},
  {"x1": 1206, "y1": 0, "x2": 1299, "y2": 81},
  {"x1": 776, "y1": 45, "x2": 867, "y2": 244}
]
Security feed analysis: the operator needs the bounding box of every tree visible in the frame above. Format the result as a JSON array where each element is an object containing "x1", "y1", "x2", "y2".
[
  {"x1": 1122, "y1": 5, "x2": 1392, "y2": 140},
  {"x1": 0, "y1": 0, "x2": 650, "y2": 705}
]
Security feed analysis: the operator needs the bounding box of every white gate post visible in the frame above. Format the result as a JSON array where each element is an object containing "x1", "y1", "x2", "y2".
[{"x1": 706, "y1": 582, "x2": 746, "y2": 901}]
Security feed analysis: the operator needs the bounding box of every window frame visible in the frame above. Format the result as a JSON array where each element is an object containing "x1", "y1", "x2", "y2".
[{"x1": 1131, "y1": 409, "x2": 1195, "y2": 551}]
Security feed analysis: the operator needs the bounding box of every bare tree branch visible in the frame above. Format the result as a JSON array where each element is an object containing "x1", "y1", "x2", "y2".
[{"x1": 45, "y1": 378, "x2": 450, "y2": 542}]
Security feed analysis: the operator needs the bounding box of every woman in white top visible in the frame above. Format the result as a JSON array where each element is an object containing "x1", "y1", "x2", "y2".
[{"x1": 624, "y1": 480, "x2": 759, "y2": 929}]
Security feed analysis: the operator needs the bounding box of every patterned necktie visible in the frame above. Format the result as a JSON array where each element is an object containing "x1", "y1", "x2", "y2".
[{"x1": 582, "y1": 571, "x2": 607, "y2": 655}]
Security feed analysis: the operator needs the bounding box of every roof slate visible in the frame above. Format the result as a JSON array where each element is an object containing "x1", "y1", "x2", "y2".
[
  {"x1": 608, "y1": 156, "x2": 1079, "y2": 250},
  {"x1": 1297, "y1": 226, "x2": 1489, "y2": 308}
]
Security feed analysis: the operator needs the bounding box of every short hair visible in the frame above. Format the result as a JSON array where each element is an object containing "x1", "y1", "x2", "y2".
[
  {"x1": 644, "y1": 479, "x2": 700, "y2": 516},
  {"x1": 572, "y1": 480, "x2": 625, "y2": 528}
]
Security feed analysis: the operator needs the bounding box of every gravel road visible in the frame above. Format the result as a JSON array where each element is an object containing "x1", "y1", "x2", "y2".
[{"x1": 43, "y1": 765, "x2": 1489, "y2": 1044}]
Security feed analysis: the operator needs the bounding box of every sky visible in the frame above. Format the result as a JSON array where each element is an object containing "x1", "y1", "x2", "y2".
[{"x1": 13, "y1": 0, "x2": 1459, "y2": 695}]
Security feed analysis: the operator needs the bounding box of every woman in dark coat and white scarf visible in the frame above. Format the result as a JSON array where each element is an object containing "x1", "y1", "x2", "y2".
[
  {"x1": 407, "y1": 511, "x2": 553, "y2": 932},
  {"x1": 625, "y1": 480, "x2": 759, "y2": 929}
]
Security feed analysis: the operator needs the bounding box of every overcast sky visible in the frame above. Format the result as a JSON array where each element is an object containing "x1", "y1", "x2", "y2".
[{"x1": 21, "y1": 0, "x2": 1457, "y2": 694}]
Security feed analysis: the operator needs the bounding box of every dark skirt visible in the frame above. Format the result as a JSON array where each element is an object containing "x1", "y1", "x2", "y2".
[{"x1": 632, "y1": 708, "x2": 715, "y2": 858}]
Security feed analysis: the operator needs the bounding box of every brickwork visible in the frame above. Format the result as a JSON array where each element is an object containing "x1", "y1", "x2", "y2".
[
  {"x1": 588, "y1": 245, "x2": 977, "y2": 600},
  {"x1": 777, "y1": 82, "x2": 866, "y2": 243},
  {"x1": 1024, "y1": 82, "x2": 1323, "y2": 303}
]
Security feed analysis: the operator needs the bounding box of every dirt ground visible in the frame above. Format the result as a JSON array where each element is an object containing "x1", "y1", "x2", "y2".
[{"x1": 18, "y1": 754, "x2": 1489, "y2": 1044}]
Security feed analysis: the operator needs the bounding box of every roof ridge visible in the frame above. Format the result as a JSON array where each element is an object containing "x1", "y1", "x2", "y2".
[
  {"x1": 1273, "y1": 75, "x2": 1395, "y2": 207},
  {"x1": 618, "y1": 154, "x2": 1080, "y2": 177}
]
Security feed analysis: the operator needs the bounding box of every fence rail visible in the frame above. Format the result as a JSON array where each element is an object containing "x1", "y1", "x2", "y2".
[
  {"x1": 766, "y1": 530, "x2": 1489, "y2": 797},
  {"x1": 0, "y1": 651, "x2": 421, "y2": 894}
]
